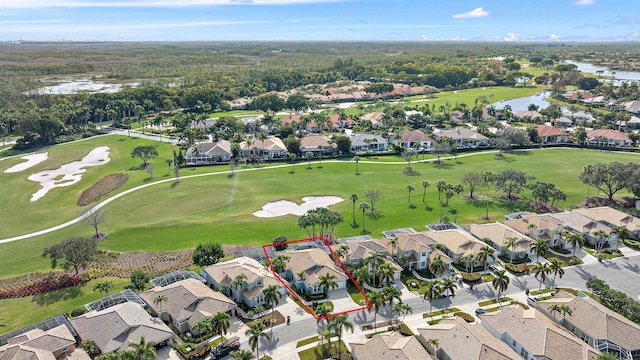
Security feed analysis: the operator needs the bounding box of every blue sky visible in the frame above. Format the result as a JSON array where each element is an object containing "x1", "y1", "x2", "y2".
[{"x1": 0, "y1": 0, "x2": 639, "y2": 41}]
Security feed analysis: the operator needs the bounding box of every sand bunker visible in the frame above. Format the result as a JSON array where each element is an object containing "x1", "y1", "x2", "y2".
[
  {"x1": 4, "y1": 153, "x2": 49, "y2": 173},
  {"x1": 253, "y1": 196, "x2": 344, "y2": 218},
  {"x1": 28, "y1": 146, "x2": 111, "y2": 202}
]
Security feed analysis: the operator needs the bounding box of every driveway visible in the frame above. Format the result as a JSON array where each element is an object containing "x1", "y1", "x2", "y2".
[{"x1": 328, "y1": 288, "x2": 360, "y2": 313}]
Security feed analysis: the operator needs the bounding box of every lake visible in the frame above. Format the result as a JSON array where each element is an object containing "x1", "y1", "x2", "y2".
[
  {"x1": 566, "y1": 60, "x2": 640, "y2": 83},
  {"x1": 493, "y1": 91, "x2": 554, "y2": 111},
  {"x1": 26, "y1": 77, "x2": 139, "y2": 95}
]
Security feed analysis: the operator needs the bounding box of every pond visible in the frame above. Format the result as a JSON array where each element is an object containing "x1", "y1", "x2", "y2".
[
  {"x1": 492, "y1": 91, "x2": 554, "y2": 111},
  {"x1": 25, "y1": 76, "x2": 139, "y2": 95},
  {"x1": 566, "y1": 60, "x2": 640, "y2": 82}
]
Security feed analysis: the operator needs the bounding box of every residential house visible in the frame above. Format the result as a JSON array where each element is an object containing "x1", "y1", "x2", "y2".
[
  {"x1": 299, "y1": 135, "x2": 336, "y2": 155},
  {"x1": 185, "y1": 140, "x2": 231, "y2": 165},
  {"x1": 586, "y1": 129, "x2": 632, "y2": 147},
  {"x1": 549, "y1": 212, "x2": 616, "y2": 249},
  {"x1": 433, "y1": 128, "x2": 489, "y2": 148},
  {"x1": 0, "y1": 325, "x2": 90, "y2": 360},
  {"x1": 328, "y1": 114, "x2": 356, "y2": 129},
  {"x1": 562, "y1": 110, "x2": 594, "y2": 125},
  {"x1": 555, "y1": 116, "x2": 573, "y2": 127},
  {"x1": 423, "y1": 229, "x2": 486, "y2": 265},
  {"x1": 622, "y1": 100, "x2": 640, "y2": 114},
  {"x1": 503, "y1": 213, "x2": 568, "y2": 250},
  {"x1": 538, "y1": 291, "x2": 640, "y2": 359},
  {"x1": 201, "y1": 257, "x2": 285, "y2": 309},
  {"x1": 240, "y1": 136, "x2": 287, "y2": 159},
  {"x1": 466, "y1": 223, "x2": 533, "y2": 261},
  {"x1": 228, "y1": 98, "x2": 250, "y2": 110},
  {"x1": 573, "y1": 206, "x2": 640, "y2": 236},
  {"x1": 335, "y1": 237, "x2": 403, "y2": 284},
  {"x1": 536, "y1": 125, "x2": 571, "y2": 144},
  {"x1": 139, "y1": 279, "x2": 236, "y2": 334},
  {"x1": 241, "y1": 117, "x2": 259, "y2": 133},
  {"x1": 279, "y1": 114, "x2": 303, "y2": 129},
  {"x1": 351, "y1": 332, "x2": 435, "y2": 360},
  {"x1": 392, "y1": 230, "x2": 448, "y2": 272},
  {"x1": 513, "y1": 110, "x2": 543, "y2": 121},
  {"x1": 480, "y1": 305, "x2": 600, "y2": 360},
  {"x1": 627, "y1": 116, "x2": 640, "y2": 129},
  {"x1": 70, "y1": 302, "x2": 174, "y2": 354},
  {"x1": 417, "y1": 317, "x2": 521, "y2": 360},
  {"x1": 350, "y1": 134, "x2": 388, "y2": 153},
  {"x1": 280, "y1": 248, "x2": 348, "y2": 296},
  {"x1": 393, "y1": 130, "x2": 435, "y2": 151},
  {"x1": 360, "y1": 112, "x2": 386, "y2": 129}
]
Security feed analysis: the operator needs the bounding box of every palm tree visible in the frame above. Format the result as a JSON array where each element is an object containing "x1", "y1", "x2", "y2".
[
  {"x1": 429, "y1": 254, "x2": 446, "y2": 278},
  {"x1": 257, "y1": 131, "x2": 268, "y2": 159},
  {"x1": 504, "y1": 237, "x2": 519, "y2": 263},
  {"x1": 262, "y1": 285, "x2": 280, "y2": 333},
  {"x1": 592, "y1": 230, "x2": 610, "y2": 252},
  {"x1": 560, "y1": 304, "x2": 573, "y2": 322},
  {"x1": 391, "y1": 303, "x2": 412, "y2": 324},
  {"x1": 328, "y1": 314, "x2": 354, "y2": 360},
  {"x1": 423, "y1": 280, "x2": 442, "y2": 321},
  {"x1": 426, "y1": 338, "x2": 439, "y2": 354},
  {"x1": 461, "y1": 253, "x2": 477, "y2": 274},
  {"x1": 318, "y1": 327, "x2": 333, "y2": 357},
  {"x1": 153, "y1": 295, "x2": 168, "y2": 318},
  {"x1": 80, "y1": 339, "x2": 96, "y2": 355},
  {"x1": 192, "y1": 319, "x2": 213, "y2": 338},
  {"x1": 566, "y1": 232, "x2": 585, "y2": 256},
  {"x1": 377, "y1": 262, "x2": 395, "y2": 287},
  {"x1": 530, "y1": 238, "x2": 549, "y2": 261},
  {"x1": 315, "y1": 303, "x2": 332, "y2": 332},
  {"x1": 436, "y1": 180, "x2": 447, "y2": 221},
  {"x1": 165, "y1": 158, "x2": 173, "y2": 174},
  {"x1": 483, "y1": 171, "x2": 493, "y2": 220},
  {"x1": 352, "y1": 266, "x2": 372, "y2": 290},
  {"x1": 477, "y1": 245, "x2": 496, "y2": 286},
  {"x1": 353, "y1": 155, "x2": 360, "y2": 175},
  {"x1": 318, "y1": 273, "x2": 338, "y2": 300},
  {"x1": 388, "y1": 237, "x2": 398, "y2": 257},
  {"x1": 367, "y1": 290, "x2": 385, "y2": 332},
  {"x1": 422, "y1": 181, "x2": 430, "y2": 205},
  {"x1": 406, "y1": 184, "x2": 415, "y2": 206},
  {"x1": 533, "y1": 262, "x2": 550, "y2": 293},
  {"x1": 528, "y1": 223, "x2": 538, "y2": 238},
  {"x1": 364, "y1": 251, "x2": 384, "y2": 286},
  {"x1": 359, "y1": 202, "x2": 370, "y2": 233},
  {"x1": 232, "y1": 273, "x2": 247, "y2": 302},
  {"x1": 129, "y1": 336, "x2": 157, "y2": 360},
  {"x1": 492, "y1": 270, "x2": 510, "y2": 306},
  {"x1": 453, "y1": 184, "x2": 464, "y2": 223},
  {"x1": 230, "y1": 349, "x2": 255, "y2": 360},
  {"x1": 349, "y1": 194, "x2": 359, "y2": 226},
  {"x1": 317, "y1": 145, "x2": 324, "y2": 168},
  {"x1": 549, "y1": 304, "x2": 561, "y2": 323},
  {"x1": 547, "y1": 259, "x2": 564, "y2": 287},
  {"x1": 296, "y1": 270, "x2": 307, "y2": 282},
  {"x1": 93, "y1": 281, "x2": 115, "y2": 297},
  {"x1": 336, "y1": 244, "x2": 350, "y2": 262},
  {"x1": 440, "y1": 277, "x2": 457, "y2": 300},
  {"x1": 382, "y1": 286, "x2": 402, "y2": 309},
  {"x1": 611, "y1": 226, "x2": 628, "y2": 250},
  {"x1": 245, "y1": 320, "x2": 270, "y2": 360},
  {"x1": 288, "y1": 153, "x2": 297, "y2": 174},
  {"x1": 270, "y1": 255, "x2": 290, "y2": 274}
]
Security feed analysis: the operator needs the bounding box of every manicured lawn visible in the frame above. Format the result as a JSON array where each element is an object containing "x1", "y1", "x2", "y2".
[
  {"x1": 0, "y1": 277, "x2": 130, "y2": 333},
  {"x1": 478, "y1": 297, "x2": 512, "y2": 307},
  {"x1": 529, "y1": 288, "x2": 553, "y2": 296},
  {"x1": 1, "y1": 140, "x2": 640, "y2": 278},
  {"x1": 347, "y1": 285, "x2": 368, "y2": 305},
  {"x1": 422, "y1": 307, "x2": 461, "y2": 318},
  {"x1": 298, "y1": 340, "x2": 349, "y2": 360},
  {"x1": 582, "y1": 248, "x2": 624, "y2": 260}
]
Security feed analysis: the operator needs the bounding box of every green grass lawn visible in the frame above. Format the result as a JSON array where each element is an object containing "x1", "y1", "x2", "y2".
[
  {"x1": 0, "y1": 277, "x2": 130, "y2": 333},
  {"x1": 1, "y1": 143, "x2": 640, "y2": 278},
  {"x1": 478, "y1": 297, "x2": 512, "y2": 307},
  {"x1": 298, "y1": 340, "x2": 348, "y2": 360}
]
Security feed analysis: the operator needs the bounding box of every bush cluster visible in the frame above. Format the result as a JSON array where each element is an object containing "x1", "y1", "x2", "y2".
[
  {"x1": 0, "y1": 274, "x2": 80, "y2": 298},
  {"x1": 77, "y1": 173, "x2": 129, "y2": 206}
]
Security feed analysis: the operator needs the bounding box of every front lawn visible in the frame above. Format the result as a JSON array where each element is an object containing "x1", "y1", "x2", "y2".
[
  {"x1": 347, "y1": 285, "x2": 368, "y2": 305},
  {"x1": 422, "y1": 307, "x2": 461, "y2": 319},
  {"x1": 298, "y1": 340, "x2": 350, "y2": 360}
]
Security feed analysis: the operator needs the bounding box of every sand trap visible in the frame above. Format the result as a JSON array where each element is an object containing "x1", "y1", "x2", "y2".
[
  {"x1": 28, "y1": 146, "x2": 111, "y2": 202},
  {"x1": 4, "y1": 153, "x2": 49, "y2": 173},
  {"x1": 253, "y1": 196, "x2": 344, "y2": 218}
]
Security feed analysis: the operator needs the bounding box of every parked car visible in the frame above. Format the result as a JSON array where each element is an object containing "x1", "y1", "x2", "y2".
[
  {"x1": 210, "y1": 337, "x2": 240, "y2": 360},
  {"x1": 475, "y1": 308, "x2": 487, "y2": 315},
  {"x1": 527, "y1": 296, "x2": 539, "y2": 308}
]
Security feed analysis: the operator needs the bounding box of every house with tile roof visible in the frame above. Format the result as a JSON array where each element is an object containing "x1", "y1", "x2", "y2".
[
  {"x1": 279, "y1": 114, "x2": 303, "y2": 128},
  {"x1": 240, "y1": 135, "x2": 287, "y2": 159},
  {"x1": 513, "y1": 110, "x2": 543, "y2": 120},
  {"x1": 433, "y1": 128, "x2": 489, "y2": 148},
  {"x1": 480, "y1": 305, "x2": 600, "y2": 360},
  {"x1": 351, "y1": 331, "x2": 435, "y2": 360},
  {"x1": 466, "y1": 223, "x2": 533, "y2": 261},
  {"x1": 392, "y1": 129, "x2": 435, "y2": 151},
  {"x1": 139, "y1": 279, "x2": 236, "y2": 334},
  {"x1": 201, "y1": 257, "x2": 285, "y2": 309},
  {"x1": 573, "y1": 206, "x2": 640, "y2": 235},
  {"x1": 503, "y1": 213, "x2": 569, "y2": 250},
  {"x1": 622, "y1": 100, "x2": 640, "y2": 114},
  {"x1": 549, "y1": 212, "x2": 617, "y2": 249},
  {"x1": 417, "y1": 317, "x2": 521, "y2": 360},
  {"x1": 334, "y1": 238, "x2": 402, "y2": 283},
  {"x1": 537, "y1": 291, "x2": 640, "y2": 359},
  {"x1": 70, "y1": 302, "x2": 174, "y2": 354},
  {"x1": 185, "y1": 140, "x2": 231, "y2": 165},
  {"x1": 555, "y1": 116, "x2": 573, "y2": 127},
  {"x1": 391, "y1": 230, "x2": 450, "y2": 272},
  {"x1": 423, "y1": 229, "x2": 486, "y2": 264},
  {"x1": 350, "y1": 134, "x2": 388, "y2": 153},
  {"x1": 586, "y1": 129, "x2": 632, "y2": 147},
  {"x1": 0, "y1": 325, "x2": 90, "y2": 360},
  {"x1": 280, "y1": 248, "x2": 348, "y2": 296},
  {"x1": 299, "y1": 134, "x2": 336, "y2": 155},
  {"x1": 328, "y1": 114, "x2": 356, "y2": 129},
  {"x1": 360, "y1": 112, "x2": 386, "y2": 129},
  {"x1": 536, "y1": 125, "x2": 570, "y2": 143}
]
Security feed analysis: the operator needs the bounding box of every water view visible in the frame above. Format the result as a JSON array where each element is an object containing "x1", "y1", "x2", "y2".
[
  {"x1": 493, "y1": 91, "x2": 554, "y2": 110},
  {"x1": 26, "y1": 77, "x2": 139, "y2": 95}
]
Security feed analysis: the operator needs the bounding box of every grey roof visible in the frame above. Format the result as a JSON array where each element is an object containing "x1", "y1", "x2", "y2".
[
  {"x1": 350, "y1": 133, "x2": 388, "y2": 147},
  {"x1": 0, "y1": 315, "x2": 75, "y2": 347},
  {"x1": 351, "y1": 332, "x2": 434, "y2": 360},
  {"x1": 70, "y1": 302, "x2": 173, "y2": 354},
  {"x1": 0, "y1": 326, "x2": 79, "y2": 360}
]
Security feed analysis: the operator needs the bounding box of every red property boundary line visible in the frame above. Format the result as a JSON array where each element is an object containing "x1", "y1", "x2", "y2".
[{"x1": 262, "y1": 236, "x2": 372, "y2": 321}]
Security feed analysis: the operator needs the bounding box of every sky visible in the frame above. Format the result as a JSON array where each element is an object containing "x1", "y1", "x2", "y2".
[{"x1": 0, "y1": 0, "x2": 639, "y2": 42}]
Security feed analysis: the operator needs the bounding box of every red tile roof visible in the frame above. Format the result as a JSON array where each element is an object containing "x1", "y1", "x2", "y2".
[
  {"x1": 587, "y1": 129, "x2": 631, "y2": 142},
  {"x1": 536, "y1": 125, "x2": 566, "y2": 137}
]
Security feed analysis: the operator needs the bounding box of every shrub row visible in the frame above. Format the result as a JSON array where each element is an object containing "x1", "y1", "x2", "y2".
[
  {"x1": 0, "y1": 275, "x2": 81, "y2": 298},
  {"x1": 77, "y1": 173, "x2": 129, "y2": 206}
]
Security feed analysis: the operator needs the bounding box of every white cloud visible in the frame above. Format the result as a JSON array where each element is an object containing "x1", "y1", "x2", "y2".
[
  {"x1": 573, "y1": 0, "x2": 595, "y2": 6},
  {"x1": 504, "y1": 32, "x2": 519, "y2": 41},
  {"x1": 420, "y1": 34, "x2": 429, "y2": 40},
  {"x1": 550, "y1": 33, "x2": 559, "y2": 39},
  {"x1": 0, "y1": 0, "x2": 346, "y2": 9},
  {"x1": 452, "y1": 7, "x2": 489, "y2": 19}
]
